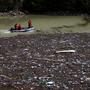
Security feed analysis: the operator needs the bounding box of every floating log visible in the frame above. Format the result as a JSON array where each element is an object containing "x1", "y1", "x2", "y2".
[{"x1": 55, "y1": 50, "x2": 76, "y2": 53}]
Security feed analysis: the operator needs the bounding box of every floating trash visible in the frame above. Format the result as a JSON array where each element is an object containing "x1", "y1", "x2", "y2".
[
  {"x1": 46, "y1": 81, "x2": 55, "y2": 87},
  {"x1": 85, "y1": 77, "x2": 90, "y2": 81}
]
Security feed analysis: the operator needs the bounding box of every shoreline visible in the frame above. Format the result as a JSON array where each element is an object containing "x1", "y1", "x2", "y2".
[{"x1": 0, "y1": 11, "x2": 89, "y2": 17}]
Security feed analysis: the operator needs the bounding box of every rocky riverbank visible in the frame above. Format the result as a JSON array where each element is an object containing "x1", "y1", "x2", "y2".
[
  {"x1": 0, "y1": 11, "x2": 25, "y2": 16},
  {"x1": 0, "y1": 33, "x2": 90, "y2": 90}
]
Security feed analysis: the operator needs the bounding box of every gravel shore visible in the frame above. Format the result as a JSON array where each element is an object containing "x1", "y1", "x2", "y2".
[{"x1": 0, "y1": 33, "x2": 90, "y2": 90}]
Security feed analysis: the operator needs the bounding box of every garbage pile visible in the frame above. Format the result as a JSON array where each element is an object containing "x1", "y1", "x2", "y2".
[{"x1": 0, "y1": 33, "x2": 90, "y2": 90}]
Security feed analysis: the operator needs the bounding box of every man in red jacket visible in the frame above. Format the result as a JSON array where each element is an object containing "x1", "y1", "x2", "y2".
[
  {"x1": 18, "y1": 24, "x2": 22, "y2": 30},
  {"x1": 28, "y1": 19, "x2": 32, "y2": 28},
  {"x1": 15, "y1": 24, "x2": 22, "y2": 30}
]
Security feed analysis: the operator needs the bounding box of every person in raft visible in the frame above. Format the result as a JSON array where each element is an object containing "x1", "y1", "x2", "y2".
[
  {"x1": 14, "y1": 24, "x2": 22, "y2": 30},
  {"x1": 28, "y1": 19, "x2": 32, "y2": 28}
]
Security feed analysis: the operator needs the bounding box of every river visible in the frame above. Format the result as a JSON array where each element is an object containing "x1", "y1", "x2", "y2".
[{"x1": 0, "y1": 15, "x2": 90, "y2": 37}]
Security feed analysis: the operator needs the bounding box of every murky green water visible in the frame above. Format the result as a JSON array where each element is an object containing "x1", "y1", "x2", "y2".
[{"x1": 0, "y1": 15, "x2": 90, "y2": 37}]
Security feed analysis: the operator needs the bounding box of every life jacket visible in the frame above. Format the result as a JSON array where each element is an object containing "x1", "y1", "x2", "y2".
[
  {"x1": 18, "y1": 24, "x2": 22, "y2": 30},
  {"x1": 28, "y1": 19, "x2": 32, "y2": 28}
]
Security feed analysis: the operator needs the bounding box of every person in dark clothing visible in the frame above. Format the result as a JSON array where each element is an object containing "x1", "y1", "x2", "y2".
[{"x1": 15, "y1": 24, "x2": 19, "y2": 30}]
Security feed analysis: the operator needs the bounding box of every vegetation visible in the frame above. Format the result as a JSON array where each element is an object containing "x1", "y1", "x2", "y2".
[{"x1": 0, "y1": 0, "x2": 90, "y2": 14}]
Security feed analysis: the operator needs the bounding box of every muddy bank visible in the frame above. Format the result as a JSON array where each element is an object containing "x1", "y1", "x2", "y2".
[{"x1": 0, "y1": 33, "x2": 90, "y2": 90}]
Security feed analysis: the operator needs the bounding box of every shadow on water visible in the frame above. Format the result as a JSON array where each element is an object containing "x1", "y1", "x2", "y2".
[{"x1": 50, "y1": 16, "x2": 90, "y2": 33}]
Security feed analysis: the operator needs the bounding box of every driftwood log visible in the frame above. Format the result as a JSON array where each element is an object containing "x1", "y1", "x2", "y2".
[{"x1": 55, "y1": 50, "x2": 76, "y2": 54}]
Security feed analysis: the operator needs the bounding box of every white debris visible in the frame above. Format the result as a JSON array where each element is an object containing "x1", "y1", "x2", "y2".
[
  {"x1": 0, "y1": 56, "x2": 4, "y2": 59},
  {"x1": 55, "y1": 50, "x2": 76, "y2": 53},
  {"x1": 34, "y1": 76, "x2": 37, "y2": 79},
  {"x1": 74, "y1": 75, "x2": 78, "y2": 77},
  {"x1": 12, "y1": 55, "x2": 18, "y2": 58},
  {"x1": 0, "y1": 75, "x2": 11, "y2": 79},
  {"x1": 23, "y1": 48, "x2": 29, "y2": 51},
  {"x1": 63, "y1": 84, "x2": 69, "y2": 89},
  {"x1": 85, "y1": 77, "x2": 90, "y2": 81},
  {"x1": 46, "y1": 81, "x2": 55, "y2": 87},
  {"x1": 59, "y1": 40, "x2": 68, "y2": 43},
  {"x1": 31, "y1": 87, "x2": 34, "y2": 90},
  {"x1": 14, "y1": 81, "x2": 22, "y2": 85}
]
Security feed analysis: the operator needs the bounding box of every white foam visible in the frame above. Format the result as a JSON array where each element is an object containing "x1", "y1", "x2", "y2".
[
  {"x1": 0, "y1": 30, "x2": 10, "y2": 33},
  {"x1": 4, "y1": 31, "x2": 10, "y2": 33}
]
